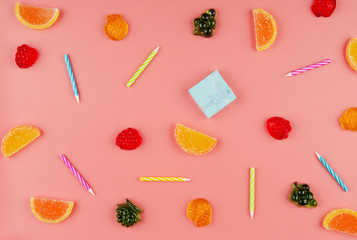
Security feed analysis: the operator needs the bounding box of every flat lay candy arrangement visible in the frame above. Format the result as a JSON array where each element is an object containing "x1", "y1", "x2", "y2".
[{"x1": 2, "y1": 0, "x2": 357, "y2": 239}]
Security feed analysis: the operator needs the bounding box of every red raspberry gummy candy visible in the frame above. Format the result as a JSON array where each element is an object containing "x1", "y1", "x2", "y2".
[
  {"x1": 311, "y1": 0, "x2": 336, "y2": 17},
  {"x1": 15, "y1": 44, "x2": 38, "y2": 68},
  {"x1": 116, "y1": 128, "x2": 142, "y2": 150},
  {"x1": 266, "y1": 117, "x2": 292, "y2": 140}
]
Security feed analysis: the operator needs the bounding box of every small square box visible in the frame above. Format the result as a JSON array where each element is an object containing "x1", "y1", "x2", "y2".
[{"x1": 189, "y1": 70, "x2": 237, "y2": 118}]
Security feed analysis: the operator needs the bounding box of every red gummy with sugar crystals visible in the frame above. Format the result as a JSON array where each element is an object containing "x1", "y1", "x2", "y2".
[
  {"x1": 266, "y1": 117, "x2": 292, "y2": 140},
  {"x1": 15, "y1": 44, "x2": 38, "y2": 68},
  {"x1": 116, "y1": 128, "x2": 142, "y2": 150},
  {"x1": 311, "y1": 0, "x2": 336, "y2": 17}
]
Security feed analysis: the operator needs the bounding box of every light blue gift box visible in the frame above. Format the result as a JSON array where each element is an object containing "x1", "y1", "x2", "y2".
[{"x1": 188, "y1": 70, "x2": 237, "y2": 118}]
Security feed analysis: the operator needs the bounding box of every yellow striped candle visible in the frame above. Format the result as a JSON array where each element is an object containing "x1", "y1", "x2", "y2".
[
  {"x1": 140, "y1": 177, "x2": 191, "y2": 182},
  {"x1": 250, "y1": 168, "x2": 255, "y2": 219},
  {"x1": 126, "y1": 46, "x2": 160, "y2": 87}
]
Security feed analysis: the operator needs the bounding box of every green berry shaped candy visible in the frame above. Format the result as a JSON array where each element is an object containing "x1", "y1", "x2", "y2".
[
  {"x1": 206, "y1": 9, "x2": 216, "y2": 17},
  {"x1": 289, "y1": 182, "x2": 318, "y2": 208},
  {"x1": 193, "y1": 8, "x2": 216, "y2": 38},
  {"x1": 116, "y1": 199, "x2": 143, "y2": 227},
  {"x1": 201, "y1": 13, "x2": 210, "y2": 21}
]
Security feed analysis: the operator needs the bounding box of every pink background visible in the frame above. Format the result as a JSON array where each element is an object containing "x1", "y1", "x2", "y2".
[{"x1": 1, "y1": 0, "x2": 357, "y2": 239}]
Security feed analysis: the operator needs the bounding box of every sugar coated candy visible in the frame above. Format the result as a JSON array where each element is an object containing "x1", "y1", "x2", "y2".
[
  {"x1": 253, "y1": 9, "x2": 277, "y2": 51},
  {"x1": 266, "y1": 117, "x2": 291, "y2": 140},
  {"x1": 104, "y1": 14, "x2": 129, "y2": 41},
  {"x1": 175, "y1": 123, "x2": 216, "y2": 155},
  {"x1": 323, "y1": 209, "x2": 357, "y2": 236},
  {"x1": 15, "y1": 2, "x2": 60, "y2": 29},
  {"x1": 116, "y1": 128, "x2": 142, "y2": 150},
  {"x1": 311, "y1": 0, "x2": 336, "y2": 17},
  {"x1": 1, "y1": 125, "x2": 41, "y2": 158},
  {"x1": 340, "y1": 108, "x2": 357, "y2": 131},
  {"x1": 15, "y1": 44, "x2": 38, "y2": 68},
  {"x1": 31, "y1": 197, "x2": 74, "y2": 223},
  {"x1": 187, "y1": 198, "x2": 212, "y2": 227}
]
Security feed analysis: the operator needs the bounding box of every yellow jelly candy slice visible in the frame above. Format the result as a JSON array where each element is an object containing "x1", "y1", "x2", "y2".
[
  {"x1": 1, "y1": 125, "x2": 41, "y2": 158},
  {"x1": 174, "y1": 123, "x2": 217, "y2": 155}
]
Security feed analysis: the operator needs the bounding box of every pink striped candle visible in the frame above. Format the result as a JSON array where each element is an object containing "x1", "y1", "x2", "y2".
[
  {"x1": 284, "y1": 59, "x2": 332, "y2": 77},
  {"x1": 59, "y1": 154, "x2": 95, "y2": 196}
]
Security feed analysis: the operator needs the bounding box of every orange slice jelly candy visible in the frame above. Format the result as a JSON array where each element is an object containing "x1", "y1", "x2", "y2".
[
  {"x1": 104, "y1": 14, "x2": 129, "y2": 41},
  {"x1": 346, "y1": 38, "x2": 357, "y2": 73},
  {"x1": 323, "y1": 209, "x2": 357, "y2": 236},
  {"x1": 253, "y1": 9, "x2": 277, "y2": 51},
  {"x1": 31, "y1": 197, "x2": 74, "y2": 223},
  {"x1": 15, "y1": 2, "x2": 60, "y2": 29},
  {"x1": 187, "y1": 198, "x2": 212, "y2": 227}
]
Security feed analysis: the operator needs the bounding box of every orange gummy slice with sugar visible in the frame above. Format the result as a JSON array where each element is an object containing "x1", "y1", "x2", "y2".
[
  {"x1": 1, "y1": 125, "x2": 41, "y2": 158},
  {"x1": 15, "y1": 2, "x2": 59, "y2": 29},
  {"x1": 187, "y1": 198, "x2": 212, "y2": 227},
  {"x1": 31, "y1": 197, "x2": 74, "y2": 223},
  {"x1": 253, "y1": 9, "x2": 277, "y2": 51},
  {"x1": 346, "y1": 38, "x2": 357, "y2": 73},
  {"x1": 174, "y1": 123, "x2": 217, "y2": 155},
  {"x1": 323, "y1": 209, "x2": 357, "y2": 236},
  {"x1": 104, "y1": 14, "x2": 129, "y2": 41}
]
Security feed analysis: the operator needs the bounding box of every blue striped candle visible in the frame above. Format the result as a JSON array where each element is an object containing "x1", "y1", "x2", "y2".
[
  {"x1": 315, "y1": 152, "x2": 348, "y2": 192},
  {"x1": 64, "y1": 54, "x2": 80, "y2": 103}
]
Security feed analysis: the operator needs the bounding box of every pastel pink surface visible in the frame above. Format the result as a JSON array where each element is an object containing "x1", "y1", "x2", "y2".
[{"x1": 1, "y1": 0, "x2": 357, "y2": 239}]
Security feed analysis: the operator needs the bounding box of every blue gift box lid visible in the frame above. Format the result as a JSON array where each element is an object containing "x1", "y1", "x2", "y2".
[{"x1": 188, "y1": 70, "x2": 237, "y2": 118}]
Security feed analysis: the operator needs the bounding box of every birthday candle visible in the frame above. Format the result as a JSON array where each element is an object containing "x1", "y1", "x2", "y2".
[
  {"x1": 64, "y1": 54, "x2": 80, "y2": 103},
  {"x1": 284, "y1": 59, "x2": 332, "y2": 77},
  {"x1": 315, "y1": 152, "x2": 348, "y2": 192},
  {"x1": 126, "y1": 46, "x2": 160, "y2": 87},
  {"x1": 250, "y1": 168, "x2": 255, "y2": 219},
  {"x1": 60, "y1": 154, "x2": 95, "y2": 195},
  {"x1": 140, "y1": 177, "x2": 191, "y2": 182}
]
